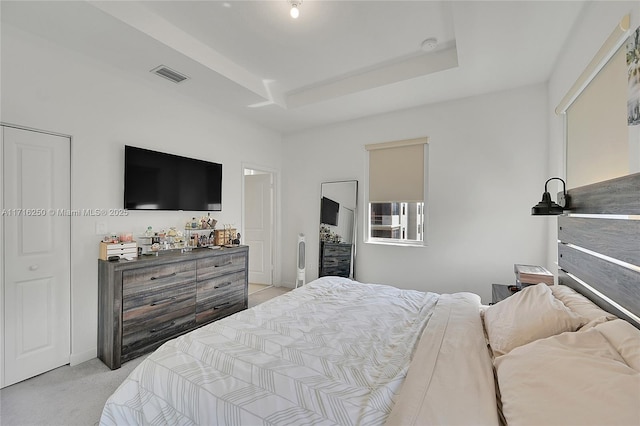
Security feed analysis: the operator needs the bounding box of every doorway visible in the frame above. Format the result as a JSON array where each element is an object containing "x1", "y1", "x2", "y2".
[
  {"x1": 243, "y1": 167, "x2": 276, "y2": 292},
  {"x1": 1, "y1": 125, "x2": 71, "y2": 388}
]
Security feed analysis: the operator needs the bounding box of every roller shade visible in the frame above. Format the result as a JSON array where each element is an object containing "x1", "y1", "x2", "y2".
[
  {"x1": 566, "y1": 44, "x2": 628, "y2": 188},
  {"x1": 366, "y1": 138, "x2": 428, "y2": 203}
]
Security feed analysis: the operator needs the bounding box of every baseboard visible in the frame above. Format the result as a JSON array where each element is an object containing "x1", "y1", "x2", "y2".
[{"x1": 70, "y1": 347, "x2": 97, "y2": 366}]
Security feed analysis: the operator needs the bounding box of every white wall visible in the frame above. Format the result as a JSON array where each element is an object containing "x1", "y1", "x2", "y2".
[
  {"x1": 546, "y1": 1, "x2": 640, "y2": 270},
  {"x1": 1, "y1": 24, "x2": 283, "y2": 364},
  {"x1": 282, "y1": 84, "x2": 550, "y2": 303}
]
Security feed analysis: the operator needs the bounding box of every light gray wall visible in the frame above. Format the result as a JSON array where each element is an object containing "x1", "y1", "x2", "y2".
[
  {"x1": 1, "y1": 24, "x2": 283, "y2": 365},
  {"x1": 282, "y1": 83, "x2": 550, "y2": 303}
]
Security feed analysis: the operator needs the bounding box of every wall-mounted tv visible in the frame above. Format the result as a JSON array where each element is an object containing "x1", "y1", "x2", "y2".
[
  {"x1": 124, "y1": 145, "x2": 222, "y2": 211},
  {"x1": 320, "y1": 196, "x2": 339, "y2": 226}
]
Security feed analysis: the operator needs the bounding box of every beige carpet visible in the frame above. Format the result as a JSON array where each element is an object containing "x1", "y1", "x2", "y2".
[
  {"x1": 248, "y1": 286, "x2": 291, "y2": 308},
  {"x1": 0, "y1": 355, "x2": 148, "y2": 426}
]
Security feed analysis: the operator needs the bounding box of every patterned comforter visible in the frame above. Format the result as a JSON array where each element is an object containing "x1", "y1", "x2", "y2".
[{"x1": 100, "y1": 277, "x2": 487, "y2": 425}]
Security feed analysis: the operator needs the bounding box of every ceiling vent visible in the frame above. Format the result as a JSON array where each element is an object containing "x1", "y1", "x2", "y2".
[{"x1": 150, "y1": 65, "x2": 189, "y2": 84}]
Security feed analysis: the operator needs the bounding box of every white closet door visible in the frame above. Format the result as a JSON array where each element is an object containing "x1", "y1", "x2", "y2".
[{"x1": 2, "y1": 126, "x2": 71, "y2": 388}]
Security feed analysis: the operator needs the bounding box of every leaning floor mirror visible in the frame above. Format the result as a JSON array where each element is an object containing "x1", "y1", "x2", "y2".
[{"x1": 319, "y1": 180, "x2": 358, "y2": 279}]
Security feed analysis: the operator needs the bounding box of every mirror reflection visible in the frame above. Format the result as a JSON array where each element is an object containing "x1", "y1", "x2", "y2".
[{"x1": 319, "y1": 180, "x2": 357, "y2": 279}]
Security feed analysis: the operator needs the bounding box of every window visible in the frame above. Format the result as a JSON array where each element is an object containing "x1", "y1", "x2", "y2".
[{"x1": 365, "y1": 137, "x2": 428, "y2": 245}]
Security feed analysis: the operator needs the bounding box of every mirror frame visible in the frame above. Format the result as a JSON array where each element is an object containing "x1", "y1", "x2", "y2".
[{"x1": 319, "y1": 180, "x2": 358, "y2": 280}]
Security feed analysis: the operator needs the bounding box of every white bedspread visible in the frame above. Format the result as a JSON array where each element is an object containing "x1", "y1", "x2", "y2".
[{"x1": 100, "y1": 277, "x2": 494, "y2": 425}]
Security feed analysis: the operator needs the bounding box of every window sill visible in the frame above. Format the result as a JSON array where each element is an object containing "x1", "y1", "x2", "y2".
[{"x1": 365, "y1": 239, "x2": 427, "y2": 248}]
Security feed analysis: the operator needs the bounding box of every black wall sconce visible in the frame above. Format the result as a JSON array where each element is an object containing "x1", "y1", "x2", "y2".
[{"x1": 531, "y1": 177, "x2": 570, "y2": 215}]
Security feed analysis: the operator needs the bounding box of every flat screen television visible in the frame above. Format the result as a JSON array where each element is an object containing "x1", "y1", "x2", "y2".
[
  {"x1": 124, "y1": 145, "x2": 222, "y2": 211},
  {"x1": 320, "y1": 196, "x2": 339, "y2": 226}
]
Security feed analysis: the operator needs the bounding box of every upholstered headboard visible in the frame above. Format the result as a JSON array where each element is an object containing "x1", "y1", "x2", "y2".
[{"x1": 557, "y1": 172, "x2": 640, "y2": 328}]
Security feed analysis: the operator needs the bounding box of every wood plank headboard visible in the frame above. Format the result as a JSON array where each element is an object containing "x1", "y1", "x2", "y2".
[{"x1": 557, "y1": 172, "x2": 640, "y2": 328}]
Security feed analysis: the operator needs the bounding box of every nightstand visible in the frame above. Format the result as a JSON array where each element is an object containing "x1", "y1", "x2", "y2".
[{"x1": 491, "y1": 284, "x2": 521, "y2": 304}]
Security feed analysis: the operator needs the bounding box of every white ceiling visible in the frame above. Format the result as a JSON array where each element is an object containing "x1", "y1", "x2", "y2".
[{"x1": 2, "y1": 0, "x2": 586, "y2": 134}]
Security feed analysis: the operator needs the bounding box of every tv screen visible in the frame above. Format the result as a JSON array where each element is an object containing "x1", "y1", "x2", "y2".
[
  {"x1": 124, "y1": 145, "x2": 222, "y2": 211},
  {"x1": 320, "y1": 196, "x2": 339, "y2": 226}
]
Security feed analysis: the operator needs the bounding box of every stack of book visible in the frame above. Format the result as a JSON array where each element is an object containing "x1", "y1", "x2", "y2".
[{"x1": 514, "y1": 264, "x2": 554, "y2": 287}]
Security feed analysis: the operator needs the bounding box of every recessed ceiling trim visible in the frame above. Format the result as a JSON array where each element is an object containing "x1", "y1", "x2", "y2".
[
  {"x1": 285, "y1": 45, "x2": 459, "y2": 108},
  {"x1": 151, "y1": 65, "x2": 189, "y2": 83}
]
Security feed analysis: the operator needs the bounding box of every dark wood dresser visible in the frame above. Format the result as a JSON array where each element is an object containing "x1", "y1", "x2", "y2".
[
  {"x1": 98, "y1": 245, "x2": 248, "y2": 369},
  {"x1": 319, "y1": 242, "x2": 353, "y2": 278}
]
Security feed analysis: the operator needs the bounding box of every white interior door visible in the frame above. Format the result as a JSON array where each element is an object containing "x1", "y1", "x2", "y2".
[
  {"x1": 2, "y1": 126, "x2": 71, "y2": 388},
  {"x1": 244, "y1": 172, "x2": 273, "y2": 285}
]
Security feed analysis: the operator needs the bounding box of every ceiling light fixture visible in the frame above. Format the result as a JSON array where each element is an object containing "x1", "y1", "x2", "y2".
[{"x1": 289, "y1": 0, "x2": 302, "y2": 19}]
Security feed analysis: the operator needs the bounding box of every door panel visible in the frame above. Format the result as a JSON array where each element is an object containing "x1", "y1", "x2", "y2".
[
  {"x1": 2, "y1": 126, "x2": 71, "y2": 388},
  {"x1": 244, "y1": 173, "x2": 272, "y2": 285},
  {"x1": 13, "y1": 277, "x2": 54, "y2": 354},
  {"x1": 18, "y1": 145, "x2": 55, "y2": 253},
  {"x1": 249, "y1": 241, "x2": 265, "y2": 271}
]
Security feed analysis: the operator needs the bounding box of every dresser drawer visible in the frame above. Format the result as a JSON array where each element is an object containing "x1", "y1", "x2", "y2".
[
  {"x1": 122, "y1": 261, "x2": 198, "y2": 357},
  {"x1": 123, "y1": 282, "x2": 196, "y2": 321},
  {"x1": 121, "y1": 310, "x2": 195, "y2": 360},
  {"x1": 196, "y1": 271, "x2": 245, "y2": 323},
  {"x1": 321, "y1": 260, "x2": 350, "y2": 277},
  {"x1": 321, "y1": 262, "x2": 351, "y2": 278},
  {"x1": 100, "y1": 242, "x2": 139, "y2": 260},
  {"x1": 123, "y1": 281, "x2": 195, "y2": 339},
  {"x1": 123, "y1": 261, "x2": 196, "y2": 298},
  {"x1": 122, "y1": 297, "x2": 195, "y2": 339},
  {"x1": 320, "y1": 243, "x2": 352, "y2": 278},
  {"x1": 322, "y1": 243, "x2": 352, "y2": 257},
  {"x1": 197, "y1": 252, "x2": 246, "y2": 280}
]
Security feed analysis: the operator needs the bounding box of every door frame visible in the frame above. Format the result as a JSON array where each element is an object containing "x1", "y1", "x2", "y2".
[
  {"x1": 1, "y1": 122, "x2": 72, "y2": 387},
  {"x1": 241, "y1": 163, "x2": 278, "y2": 287}
]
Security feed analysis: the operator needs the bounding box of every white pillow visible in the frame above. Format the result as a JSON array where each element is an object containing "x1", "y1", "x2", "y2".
[
  {"x1": 495, "y1": 327, "x2": 640, "y2": 425},
  {"x1": 550, "y1": 284, "x2": 617, "y2": 328},
  {"x1": 484, "y1": 283, "x2": 586, "y2": 356}
]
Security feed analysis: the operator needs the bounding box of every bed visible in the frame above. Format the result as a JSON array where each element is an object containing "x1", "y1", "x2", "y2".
[
  {"x1": 100, "y1": 277, "x2": 498, "y2": 425},
  {"x1": 100, "y1": 173, "x2": 640, "y2": 425}
]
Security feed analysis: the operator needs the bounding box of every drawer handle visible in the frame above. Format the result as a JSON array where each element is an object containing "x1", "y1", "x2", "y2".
[
  {"x1": 214, "y1": 282, "x2": 232, "y2": 289},
  {"x1": 150, "y1": 272, "x2": 177, "y2": 281},
  {"x1": 213, "y1": 302, "x2": 230, "y2": 310},
  {"x1": 215, "y1": 262, "x2": 232, "y2": 268},
  {"x1": 150, "y1": 297, "x2": 177, "y2": 306},
  {"x1": 150, "y1": 321, "x2": 176, "y2": 333}
]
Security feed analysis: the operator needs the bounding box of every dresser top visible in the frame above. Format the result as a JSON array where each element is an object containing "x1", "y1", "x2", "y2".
[{"x1": 99, "y1": 245, "x2": 248, "y2": 272}]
